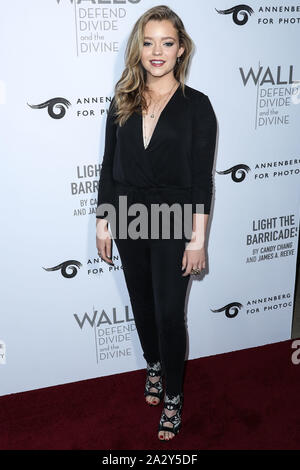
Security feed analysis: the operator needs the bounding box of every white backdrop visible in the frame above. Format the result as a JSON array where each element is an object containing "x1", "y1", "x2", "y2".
[{"x1": 0, "y1": 0, "x2": 299, "y2": 396}]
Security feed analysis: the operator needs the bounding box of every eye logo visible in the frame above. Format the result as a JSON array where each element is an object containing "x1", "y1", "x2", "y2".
[
  {"x1": 216, "y1": 164, "x2": 251, "y2": 182},
  {"x1": 43, "y1": 260, "x2": 82, "y2": 278},
  {"x1": 211, "y1": 302, "x2": 243, "y2": 318},
  {"x1": 215, "y1": 4, "x2": 254, "y2": 25},
  {"x1": 27, "y1": 97, "x2": 71, "y2": 119}
]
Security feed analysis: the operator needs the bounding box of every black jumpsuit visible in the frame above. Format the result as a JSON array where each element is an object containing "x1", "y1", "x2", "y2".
[{"x1": 96, "y1": 84, "x2": 217, "y2": 396}]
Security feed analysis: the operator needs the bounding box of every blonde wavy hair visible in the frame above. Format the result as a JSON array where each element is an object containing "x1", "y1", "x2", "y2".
[{"x1": 111, "y1": 4, "x2": 194, "y2": 126}]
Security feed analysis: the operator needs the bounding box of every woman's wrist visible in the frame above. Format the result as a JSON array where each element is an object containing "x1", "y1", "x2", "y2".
[{"x1": 187, "y1": 232, "x2": 205, "y2": 250}]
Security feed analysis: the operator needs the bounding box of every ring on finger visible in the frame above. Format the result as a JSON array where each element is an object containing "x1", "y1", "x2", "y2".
[{"x1": 190, "y1": 267, "x2": 202, "y2": 275}]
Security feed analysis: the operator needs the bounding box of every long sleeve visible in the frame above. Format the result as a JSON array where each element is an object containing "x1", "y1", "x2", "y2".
[
  {"x1": 96, "y1": 97, "x2": 117, "y2": 219},
  {"x1": 191, "y1": 93, "x2": 217, "y2": 215}
]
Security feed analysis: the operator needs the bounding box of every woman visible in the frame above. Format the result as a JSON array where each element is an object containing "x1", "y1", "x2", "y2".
[{"x1": 96, "y1": 5, "x2": 217, "y2": 441}]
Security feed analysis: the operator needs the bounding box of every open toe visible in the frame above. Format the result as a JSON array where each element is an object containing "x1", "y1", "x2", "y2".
[
  {"x1": 144, "y1": 361, "x2": 164, "y2": 406},
  {"x1": 158, "y1": 392, "x2": 183, "y2": 439}
]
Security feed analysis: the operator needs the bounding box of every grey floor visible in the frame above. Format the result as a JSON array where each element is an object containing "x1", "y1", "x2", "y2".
[{"x1": 291, "y1": 232, "x2": 300, "y2": 339}]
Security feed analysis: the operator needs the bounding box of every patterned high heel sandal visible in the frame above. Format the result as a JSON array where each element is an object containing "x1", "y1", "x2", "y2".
[
  {"x1": 144, "y1": 360, "x2": 164, "y2": 406},
  {"x1": 158, "y1": 392, "x2": 183, "y2": 439}
]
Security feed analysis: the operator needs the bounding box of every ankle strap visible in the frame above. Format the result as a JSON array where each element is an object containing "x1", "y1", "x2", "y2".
[
  {"x1": 164, "y1": 392, "x2": 183, "y2": 410},
  {"x1": 147, "y1": 361, "x2": 162, "y2": 375}
]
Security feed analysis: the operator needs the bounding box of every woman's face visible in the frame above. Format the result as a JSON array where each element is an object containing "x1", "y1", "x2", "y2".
[{"x1": 140, "y1": 19, "x2": 184, "y2": 82}]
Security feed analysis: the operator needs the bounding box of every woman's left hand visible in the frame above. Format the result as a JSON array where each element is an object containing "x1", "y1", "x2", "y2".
[{"x1": 181, "y1": 242, "x2": 206, "y2": 276}]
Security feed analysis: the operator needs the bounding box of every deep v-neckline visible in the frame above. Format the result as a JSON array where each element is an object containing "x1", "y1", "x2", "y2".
[{"x1": 141, "y1": 83, "x2": 181, "y2": 151}]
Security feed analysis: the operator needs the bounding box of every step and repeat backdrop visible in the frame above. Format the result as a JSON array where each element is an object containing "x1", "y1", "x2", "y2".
[{"x1": 0, "y1": 0, "x2": 299, "y2": 396}]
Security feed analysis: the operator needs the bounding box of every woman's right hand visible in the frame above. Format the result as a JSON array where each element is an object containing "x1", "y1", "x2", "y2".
[{"x1": 96, "y1": 218, "x2": 114, "y2": 266}]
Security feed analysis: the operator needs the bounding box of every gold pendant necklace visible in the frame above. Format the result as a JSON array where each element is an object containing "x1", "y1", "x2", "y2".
[{"x1": 143, "y1": 82, "x2": 178, "y2": 148}]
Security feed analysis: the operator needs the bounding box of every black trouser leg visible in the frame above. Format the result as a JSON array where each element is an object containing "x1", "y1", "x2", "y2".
[
  {"x1": 113, "y1": 236, "x2": 161, "y2": 364},
  {"x1": 149, "y1": 238, "x2": 190, "y2": 396},
  {"x1": 114, "y1": 233, "x2": 190, "y2": 396}
]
